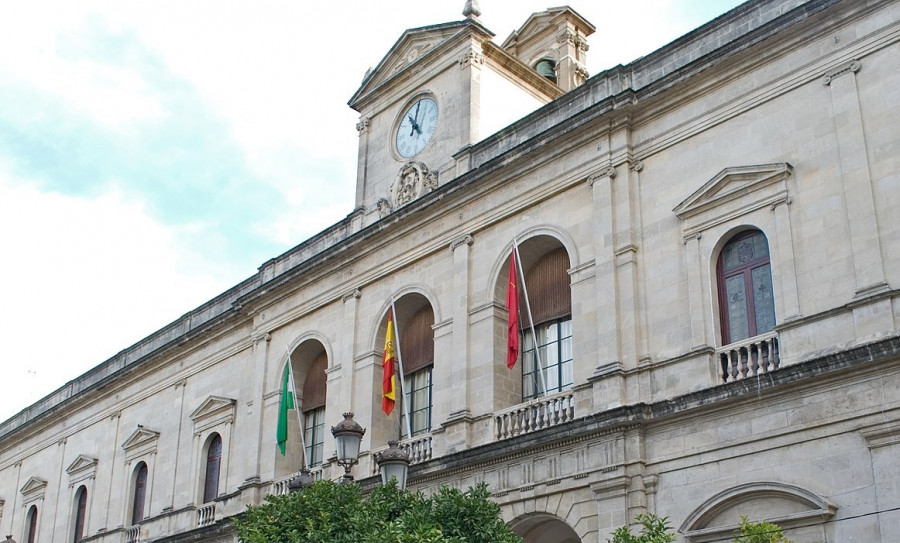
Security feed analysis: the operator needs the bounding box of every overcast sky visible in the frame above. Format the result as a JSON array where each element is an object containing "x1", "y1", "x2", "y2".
[{"x1": 0, "y1": 0, "x2": 743, "y2": 423}]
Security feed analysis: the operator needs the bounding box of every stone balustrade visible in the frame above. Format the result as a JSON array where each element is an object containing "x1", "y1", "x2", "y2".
[
  {"x1": 718, "y1": 332, "x2": 780, "y2": 383},
  {"x1": 270, "y1": 465, "x2": 325, "y2": 496},
  {"x1": 369, "y1": 433, "x2": 434, "y2": 475},
  {"x1": 125, "y1": 526, "x2": 140, "y2": 543},
  {"x1": 197, "y1": 503, "x2": 215, "y2": 527},
  {"x1": 494, "y1": 390, "x2": 575, "y2": 440}
]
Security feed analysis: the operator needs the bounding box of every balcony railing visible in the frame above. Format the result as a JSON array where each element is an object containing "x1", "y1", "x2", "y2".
[
  {"x1": 369, "y1": 433, "x2": 433, "y2": 476},
  {"x1": 271, "y1": 465, "x2": 325, "y2": 496},
  {"x1": 494, "y1": 390, "x2": 575, "y2": 440},
  {"x1": 718, "y1": 332, "x2": 780, "y2": 383},
  {"x1": 125, "y1": 526, "x2": 140, "y2": 543},
  {"x1": 197, "y1": 503, "x2": 215, "y2": 527}
]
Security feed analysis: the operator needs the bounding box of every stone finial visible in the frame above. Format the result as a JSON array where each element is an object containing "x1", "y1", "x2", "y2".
[{"x1": 463, "y1": 0, "x2": 481, "y2": 19}]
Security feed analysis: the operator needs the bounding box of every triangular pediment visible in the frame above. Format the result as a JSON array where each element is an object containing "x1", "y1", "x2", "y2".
[
  {"x1": 66, "y1": 455, "x2": 98, "y2": 476},
  {"x1": 122, "y1": 427, "x2": 160, "y2": 452},
  {"x1": 190, "y1": 396, "x2": 236, "y2": 423},
  {"x1": 20, "y1": 476, "x2": 47, "y2": 496},
  {"x1": 674, "y1": 163, "x2": 792, "y2": 219},
  {"x1": 501, "y1": 7, "x2": 594, "y2": 56},
  {"x1": 349, "y1": 20, "x2": 491, "y2": 109}
]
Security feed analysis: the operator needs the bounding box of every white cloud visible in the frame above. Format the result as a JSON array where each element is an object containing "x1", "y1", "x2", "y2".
[{"x1": 0, "y1": 169, "x2": 234, "y2": 421}]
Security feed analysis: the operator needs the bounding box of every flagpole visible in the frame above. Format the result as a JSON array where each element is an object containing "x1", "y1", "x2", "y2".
[
  {"x1": 286, "y1": 353, "x2": 309, "y2": 470},
  {"x1": 513, "y1": 237, "x2": 547, "y2": 397},
  {"x1": 391, "y1": 298, "x2": 414, "y2": 441}
]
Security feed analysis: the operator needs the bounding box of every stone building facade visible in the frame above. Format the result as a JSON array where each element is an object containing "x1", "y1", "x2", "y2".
[{"x1": 1, "y1": 1, "x2": 898, "y2": 542}]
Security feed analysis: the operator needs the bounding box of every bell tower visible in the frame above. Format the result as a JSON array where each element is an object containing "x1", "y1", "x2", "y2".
[{"x1": 348, "y1": 4, "x2": 594, "y2": 228}]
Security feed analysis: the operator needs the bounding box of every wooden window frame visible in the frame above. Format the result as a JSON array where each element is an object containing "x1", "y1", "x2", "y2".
[
  {"x1": 202, "y1": 434, "x2": 222, "y2": 504},
  {"x1": 131, "y1": 462, "x2": 148, "y2": 525},
  {"x1": 73, "y1": 486, "x2": 87, "y2": 542},
  {"x1": 716, "y1": 230, "x2": 776, "y2": 344}
]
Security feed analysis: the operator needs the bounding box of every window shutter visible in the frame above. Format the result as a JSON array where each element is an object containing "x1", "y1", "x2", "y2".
[
  {"x1": 522, "y1": 248, "x2": 571, "y2": 326},
  {"x1": 302, "y1": 352, "x2": 328, "y2": 412},
  {"x1": 401, "y1": 305, "x2": 434, "y2": 374}
]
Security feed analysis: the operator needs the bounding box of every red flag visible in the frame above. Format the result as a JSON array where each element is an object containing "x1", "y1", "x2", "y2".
[
  {"x1": 506, "y1": 250, "x2": 519, "y2": 368},
  {"x1": 382, "y1": 309, "x2": 397, "y2": 414}
]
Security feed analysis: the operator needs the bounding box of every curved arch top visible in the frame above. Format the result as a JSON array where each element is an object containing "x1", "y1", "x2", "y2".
[{"x1": 680, "y1": 481, "x2": 837, "y2": 541}]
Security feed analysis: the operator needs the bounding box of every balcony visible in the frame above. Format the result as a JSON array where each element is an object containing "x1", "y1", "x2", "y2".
[
  {"x1": 494, "y1": 389, "x2": 575, "y2": 440},
  {"x1": 369, "y1": 433, "x2": 433, "y2": 476},
  {"x1": 196, "y1": 503, "x2": 216, "y2": 528},
  {"x1": 718, "y1": 332, "x2": 780, "y2": 383},
  {"x1": 271, "y1": 464, "x2": 326, "y2": 496}
]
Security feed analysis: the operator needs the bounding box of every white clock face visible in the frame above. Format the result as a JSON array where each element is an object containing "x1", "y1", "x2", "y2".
[{"x1": 395, "y1": 97, "x2": 438, "y2": 158}]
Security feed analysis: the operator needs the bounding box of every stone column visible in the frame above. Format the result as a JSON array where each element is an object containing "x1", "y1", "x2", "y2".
[
  {"x1": 826, "y1": 60, "x2": 892, "y2": 337},
  {"x1": 247, "y1": 333, "x2": 270, "y2": 492},
  {"x1": 440, "y1": 234, "x2": 474, "y2": 452},
  {"x1": 588, "y1": 166, "x2": 625, "y2": 411},
  {"x1": 827, "y1": 60, "x2": 888, "y2": 296}
]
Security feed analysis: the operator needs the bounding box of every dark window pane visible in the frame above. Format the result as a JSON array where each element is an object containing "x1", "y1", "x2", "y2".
[
  {"x1": 203, "y1": 435, "x2": 222, "y2": 503},
  {"x1": 73, "y1": 487, "x2": 87, "y2": 542},
  {"x1": 752, "y1": 264, "x2": 776, "y2": 334},
  {"x1": 132, "y1": 463, "x2": 147, "y2": 525},
  {"x1": 303, "y1": 407, "x2": 325, "y2": 466},
  {"x1": 725, "y1": 274, "x2": 749, "y2": 342}
]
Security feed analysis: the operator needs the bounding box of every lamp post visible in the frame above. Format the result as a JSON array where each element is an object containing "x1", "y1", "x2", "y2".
[
  {"x1": 287, "y1": 468, "x2": 316, "y2": 493},
  {"x1": 330, "y1": 412, "x2": 366, "y2": 482},
  {"x1": 374, "y1": 440, "x2": 411, "y2": 490}
]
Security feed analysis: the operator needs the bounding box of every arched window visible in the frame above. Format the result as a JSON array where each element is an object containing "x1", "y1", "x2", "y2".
[
  {"x1": 203, "y1": 434, "x2": 222, "y2": 503},
  {"x1": 25, "y1": 504, "x2": 38, "y2": 543},
  {"x1": 302, "y1": 352, "x2": 327, "y2": 467},
  {"x1": 521, "y1": 248, "x2": 572, "y2": 401},
  {"x1": 131, "y1": 462, "x2": 148, "y2": 525},
  {"x1": 73, "y1": 485, "x2": 87, "y2": 542},
  {"x1": 400, "y1": 305, "x2": 435, "y2": 437},
  {"x1": 717, "y1": 230, "x2": 776, "y2": 344}
]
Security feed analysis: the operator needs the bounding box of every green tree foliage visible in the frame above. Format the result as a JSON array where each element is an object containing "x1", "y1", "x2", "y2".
[
  {"x1": 608, "y1": 513, "x2": 676, "y2": 543},
  {"x1": 732, "y1": 516, "x2": 793, "y2": 543},
  {"x1": 233, "y1": 480, "x2": 522, "y2": 543}
]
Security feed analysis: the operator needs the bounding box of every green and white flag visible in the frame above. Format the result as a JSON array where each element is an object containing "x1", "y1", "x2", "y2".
[{"x1": 276, "y1": 364, "x2": 295, "y2": 455}]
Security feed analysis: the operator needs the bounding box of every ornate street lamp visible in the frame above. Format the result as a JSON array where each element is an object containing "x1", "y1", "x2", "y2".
[
  {"x1": 330, "y1": 412, "x2": 366, "y2": 482},
  {"x1": 287, "y1": 468, "x2": 316, "y2": 493},
  {"x1": 375, "y1": 440, "x2": 411, "y2": 490}
]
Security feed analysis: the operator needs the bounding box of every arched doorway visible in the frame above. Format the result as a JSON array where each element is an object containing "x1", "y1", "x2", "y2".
[{"x1": 510, "y1": 512, "x2": 581, "y2": 543}]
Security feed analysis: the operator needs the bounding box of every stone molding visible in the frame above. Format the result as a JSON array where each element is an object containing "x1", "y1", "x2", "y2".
[
  {"x1": 122, "y1": 427, "x2": 160, "y2": 462},
  {"x1": 341, "y1": 288, "x2": 362, "y2": 302},
  {"x1": 190, "y1": 396, "x2": 237, "y2": 435},
  {"x1": 673, "y1": 162, "x2": 792, "y2": 239},
  {"x1": 679, "y1": 481, "x2": 837, "y2": 542},
  {"x1": 587, "y1": 166, "x2": 616, "y2": 186},
  {"x1": 822, "y1": 59, "x2": 861, "y2": 85},
  {"x1": 66, "y1": 455, "x2": 99, "y2": 487},
  {"x1": 449, "y1": 234, "x2": 474, "y2": 252},
  {"x1": 860, "y1": 420, "x2": 900, "y2": 449},
  {"x1": 20, "y1": 476, "x2": 48, "y2": 503}
]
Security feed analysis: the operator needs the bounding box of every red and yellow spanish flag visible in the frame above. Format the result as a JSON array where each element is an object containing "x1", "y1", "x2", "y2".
[
  {"x1": 506, "y1": 250, "x2": 520, "y2": 368},
  {"x1": 382, "y1": 309, "x2": 397, "y2": 414}
]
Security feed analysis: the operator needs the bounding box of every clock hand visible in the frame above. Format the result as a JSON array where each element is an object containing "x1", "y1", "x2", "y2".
[{"x1": 408, "y1": 115, "x2": 421, "y2": 137}]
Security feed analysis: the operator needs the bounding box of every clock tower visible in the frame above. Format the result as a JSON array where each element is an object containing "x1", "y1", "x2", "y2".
[{"x1": 348, "y1": 3, "x2": 594, "y2": 227}]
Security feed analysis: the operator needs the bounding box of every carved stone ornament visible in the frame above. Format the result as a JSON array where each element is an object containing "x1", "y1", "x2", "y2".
[
  {"x1": 458, "y1": 50, "x2": 485, "y2": 68},
  {"x1": 356, "y1": 117, "x2": 370, "y2": 133},
  {"x1": 391, "y1": 162, "x2": 438, "y2": 208},
  {"x1": 376, "y1": 198, "x2": 393, "y2": 218},
  {"x1": 823, "y1": 59, "x2": 861, "y2": 85}
]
